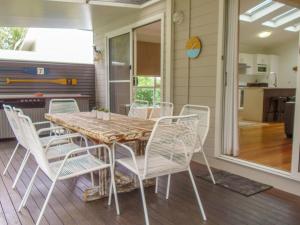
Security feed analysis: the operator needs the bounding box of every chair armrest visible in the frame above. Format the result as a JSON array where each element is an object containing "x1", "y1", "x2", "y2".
[
  {"x1": 113, "y1": 142, "x2": 139, "y2": 172},
  {"x1": 44, "y1": 133, "x2": 88, "y2": 151},
  {"x1": 37, "y1": 126, "x2": 64, "y2": 136},
  {"x1": 33, "y1": 121, "x2": 51, "y2": 126},
  {"x1": 54, "y1": 144, "x2": 111, "y2": 180}
]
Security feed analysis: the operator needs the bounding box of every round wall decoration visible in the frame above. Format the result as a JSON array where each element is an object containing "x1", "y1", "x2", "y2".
[{"x1": 185, "y1": 36, "x2": 202, "y2": 59}]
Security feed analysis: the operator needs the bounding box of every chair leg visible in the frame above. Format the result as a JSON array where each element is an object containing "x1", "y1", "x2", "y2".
[
  {"x1": 90, "y1": 172, "x2": 95, "y2": 187},
  {"x1": 166, "y1": 174, "x2": 171, "y2": 199},
  {"x1": 188, "y1": 167, "x2": 207, "y2": 221},
  {"x1": 36, "y1": 180, "x2": 57, "y2": 225},
  {"x1": 138, "y1": 178, "x2": 150, "y2": 225},
  {"x1": 202, "y1": 151, "x2": 216, "y2": 184},
  {"x1": 3, "y1": 142, "x2": 20, "y2": 176},
  {"x1": 12, "y1": 149, "x2": 30, "y2": 189},
  {"x1": 108, "y1": 176, "x2": 112, "y2": 205},
  {"x1": 109, "y1": 165, "x2": 120, "y2": 215},
  {"x1": 155, "y1": 177, "x2": 158, "y2": 194},
  {"x1": 18, "y1": 166, "x2": 39, "y2": 212}
]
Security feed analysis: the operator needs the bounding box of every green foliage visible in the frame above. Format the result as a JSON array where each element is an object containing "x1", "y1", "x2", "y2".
[
  {"x1": 0, "y1": 27, "x2": 27, "y2": 50},
  {"x1": 135, "y1": 76, "x2": 161, "y2": 105},
  {"x1": 136, "y1": 88, "x2": 155, "y2": 104},
  {"x1": 137, "y1": 76, "x2": 154, "y2": 87}
]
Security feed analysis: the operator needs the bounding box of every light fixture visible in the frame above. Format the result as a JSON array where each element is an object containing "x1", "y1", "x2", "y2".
[
  {"x1": 258, "y1": 31, "x2": 272, "y2": 38},
  {"x1": 173, "y1": 11, "x2": 184, "y2": 24},
  {"x1": 93, "y1": 45, "x2": 103, "y2": 61},
  {"x1": 285, "y1": 22, "x2": 300, "y2": 32},
  {"x1": 263, "y1": 8, "x2": 300, "y2": 27},
  {"x1": 240, "y1": 0, "x2": 284, "y2": 22}
]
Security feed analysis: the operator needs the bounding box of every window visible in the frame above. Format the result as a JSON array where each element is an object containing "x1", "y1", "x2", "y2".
[{"x1": 134, "y1": 76, "x2": 160, "y2": 105}]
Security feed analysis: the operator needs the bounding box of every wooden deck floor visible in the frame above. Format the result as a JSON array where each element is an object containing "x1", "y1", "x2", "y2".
[{"x1": 1, "y1": 140, "x2": 300, "y2": 225}]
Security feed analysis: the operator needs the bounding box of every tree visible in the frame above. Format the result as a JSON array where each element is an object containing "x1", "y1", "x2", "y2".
[{"x1": 0, "y1": 27, "x2": 27, "y2": 50}]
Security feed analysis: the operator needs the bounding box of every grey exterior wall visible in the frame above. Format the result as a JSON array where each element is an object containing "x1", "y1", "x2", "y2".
[{"x1": 0, "y1": 60, "x2": 95, "y2": 108}]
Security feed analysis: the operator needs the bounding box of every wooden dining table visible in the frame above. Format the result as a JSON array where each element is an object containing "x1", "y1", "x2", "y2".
[{"x1": 45, "y1": 112, "x2": 155, "y2": 199}]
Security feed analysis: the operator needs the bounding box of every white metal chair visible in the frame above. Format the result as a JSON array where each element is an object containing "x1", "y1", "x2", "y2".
[
  {"x1": 17, "y1": 113, "x2": 119, "y2": 225},
  {"x1": 3, "y1": 105, "x2": 88, "y2": 190},
  {"x1": 128, "y1": 100, "x2": 149, "y2": 120},
  {"x1": 49, "y1": 98, "x2": 80, "y2": 114},
  {"x1": 179, "y1": 105, "x2": 215, "y2": 184},
  {"x1": 149, "y1": 102, "x2": 174, "y2": 120},
  {"x1": 162, "y1": 105, "x2": 215, "y2": 199},
  {"x1": 109, "y1": 115, "x2": 207, "y2": 225},
  {"x1": 2, "y1": 105, "x2": 63, "y2": 188},
  {"x1": 155, "y1": 105, "x2": 215, "y2": 199},
  {"x1": 45, "y1": 98, "x2": 80, "y2": 136}
]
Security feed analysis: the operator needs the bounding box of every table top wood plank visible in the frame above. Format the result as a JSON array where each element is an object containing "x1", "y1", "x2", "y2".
[{"x1": 45, "y1": 112, "x2": 155, "y2": 144}]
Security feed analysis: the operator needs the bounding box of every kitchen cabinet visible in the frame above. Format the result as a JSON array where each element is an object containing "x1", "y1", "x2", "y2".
[
  {"x1": 239, "y1": 53, "x2": 279, "y2": 75},
  {"x1": 239, "y1": 53, "x2": 254, "y2": 75},
  {"x1": 256, "y1": 54, "x2": 269, "y2": 65},
  {"x1": 255, "y1": 54, "x2": 269, "y2": 75}
]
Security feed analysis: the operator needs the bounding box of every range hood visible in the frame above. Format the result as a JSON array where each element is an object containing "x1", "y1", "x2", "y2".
[{"x1": 239, "y1": 63, "x2": 251, "y2": 74}]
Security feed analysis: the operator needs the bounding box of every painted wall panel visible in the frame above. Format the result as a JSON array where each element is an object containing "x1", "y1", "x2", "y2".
[{"x1": 0, "y1": 60, "x2": 95, "y2": 108}]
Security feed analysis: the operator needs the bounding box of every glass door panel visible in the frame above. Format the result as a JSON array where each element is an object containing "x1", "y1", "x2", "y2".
[{"x1": 108, "y1": 32, "x2": 131, "y2": 114}]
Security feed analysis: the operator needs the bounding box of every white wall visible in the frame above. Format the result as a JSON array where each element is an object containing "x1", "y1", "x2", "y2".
[
  {"x1": 267, "y1": 37, "x2": 299, "y2": 88},
  {"x1": 239, "y1": 37, "x2": 299, "y2": 88}
]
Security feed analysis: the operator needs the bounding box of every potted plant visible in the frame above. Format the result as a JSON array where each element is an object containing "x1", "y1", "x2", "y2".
[
  {"x1": 92, "y1": 107, "x2": 105, "y2": 119},
  {"x1": 102, "y1": 108, "x2": 111, "y2": 121}
]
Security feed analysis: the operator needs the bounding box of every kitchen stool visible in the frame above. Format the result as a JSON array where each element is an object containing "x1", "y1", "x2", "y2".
[{"x1": 266, "y1": 97, "x2": 278, "y2": 122}]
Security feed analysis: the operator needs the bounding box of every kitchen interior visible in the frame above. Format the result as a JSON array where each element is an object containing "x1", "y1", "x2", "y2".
[{"x1": 237, "y1": 0, "x2": 299, "y2": 171}]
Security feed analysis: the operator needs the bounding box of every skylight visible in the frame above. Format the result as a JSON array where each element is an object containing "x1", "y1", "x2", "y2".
[
  {"x1": 285, "y1": 22, "x2": 300, "y2": 32},
  {"x1": 263, "y1": 8, "x2": 300, "y2": 27},
  {"x1": 240, "y1": 0, "x2": 285, "y2": 22}
]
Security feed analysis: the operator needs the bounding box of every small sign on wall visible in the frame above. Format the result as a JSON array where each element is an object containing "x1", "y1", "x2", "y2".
[
  {"x1": 185, "y1": 36, "x2": 202, "y2": 59},
  {"x1": 37, "y1": 67, "x2": 45, "y2": 75}
]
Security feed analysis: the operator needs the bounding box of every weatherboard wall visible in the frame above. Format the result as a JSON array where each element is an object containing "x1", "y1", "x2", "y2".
[{"x1": 0, "y1": 60, "x2": 95, "y2": 108}]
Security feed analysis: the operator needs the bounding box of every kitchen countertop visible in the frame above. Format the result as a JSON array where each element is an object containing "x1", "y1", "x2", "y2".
[{"x1": 0, "y1": 94, "x2": 90, "y2": 99}]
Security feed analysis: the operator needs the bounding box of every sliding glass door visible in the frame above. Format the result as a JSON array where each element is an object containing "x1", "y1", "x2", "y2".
[
  {"x1": 222, "y1": 0, "x2": 300, "y2": 179},
  {"x1": 108, "y1": 32, "x2": 132, "y2": 114}
]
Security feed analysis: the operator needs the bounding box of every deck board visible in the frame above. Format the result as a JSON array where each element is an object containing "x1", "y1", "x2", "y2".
[{"x1": 1, "y1": 140, "x2": 300, "y2": 225}]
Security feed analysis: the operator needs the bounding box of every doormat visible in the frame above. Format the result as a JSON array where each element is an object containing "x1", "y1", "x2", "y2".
[{"x1": 197, "y1": 170, "x2": 272, "y2": 197}]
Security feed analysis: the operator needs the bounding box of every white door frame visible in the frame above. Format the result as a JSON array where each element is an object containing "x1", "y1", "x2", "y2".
[
  {"x1": 105, "y1": 13, "x2": 165, "y2": 109},
  {"x1": 215, "y1": 0, "x2": 300, "y2": 181},
  {"x1": 291, "y1": 33, "x2": 300, "y2": 180}
]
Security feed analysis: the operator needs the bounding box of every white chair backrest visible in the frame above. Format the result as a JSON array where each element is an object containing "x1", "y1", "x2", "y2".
[
  {"x1": 143, "y1": 114, "x2": 200, "y2": 178},
  {"x1": 179, "y1": 105, "x2": 210, "y2": 151},
  {"x1": 49, "y1": 99, "x2": 80, "y2": 114},
  {"x1": 17, "y1": 113, "x2": 52, "y2": 176},
  {"x1": 128, "y1": 100, "x2": 149, "y2": 119},
  {"x1": 149, "y1": 102, "x2": 174, "y2": 119},
  {"x1": 3, "y1": 105, "x2": 27, "y2": 148}
]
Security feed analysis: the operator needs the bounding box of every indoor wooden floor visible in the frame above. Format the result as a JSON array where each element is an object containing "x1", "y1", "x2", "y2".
[
  {"x1": 1, "y1": 140, "x2": 300, "y2": 225},
  {"x1": 239, "y1": 123, "x2": 292, "y2": 171}
]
